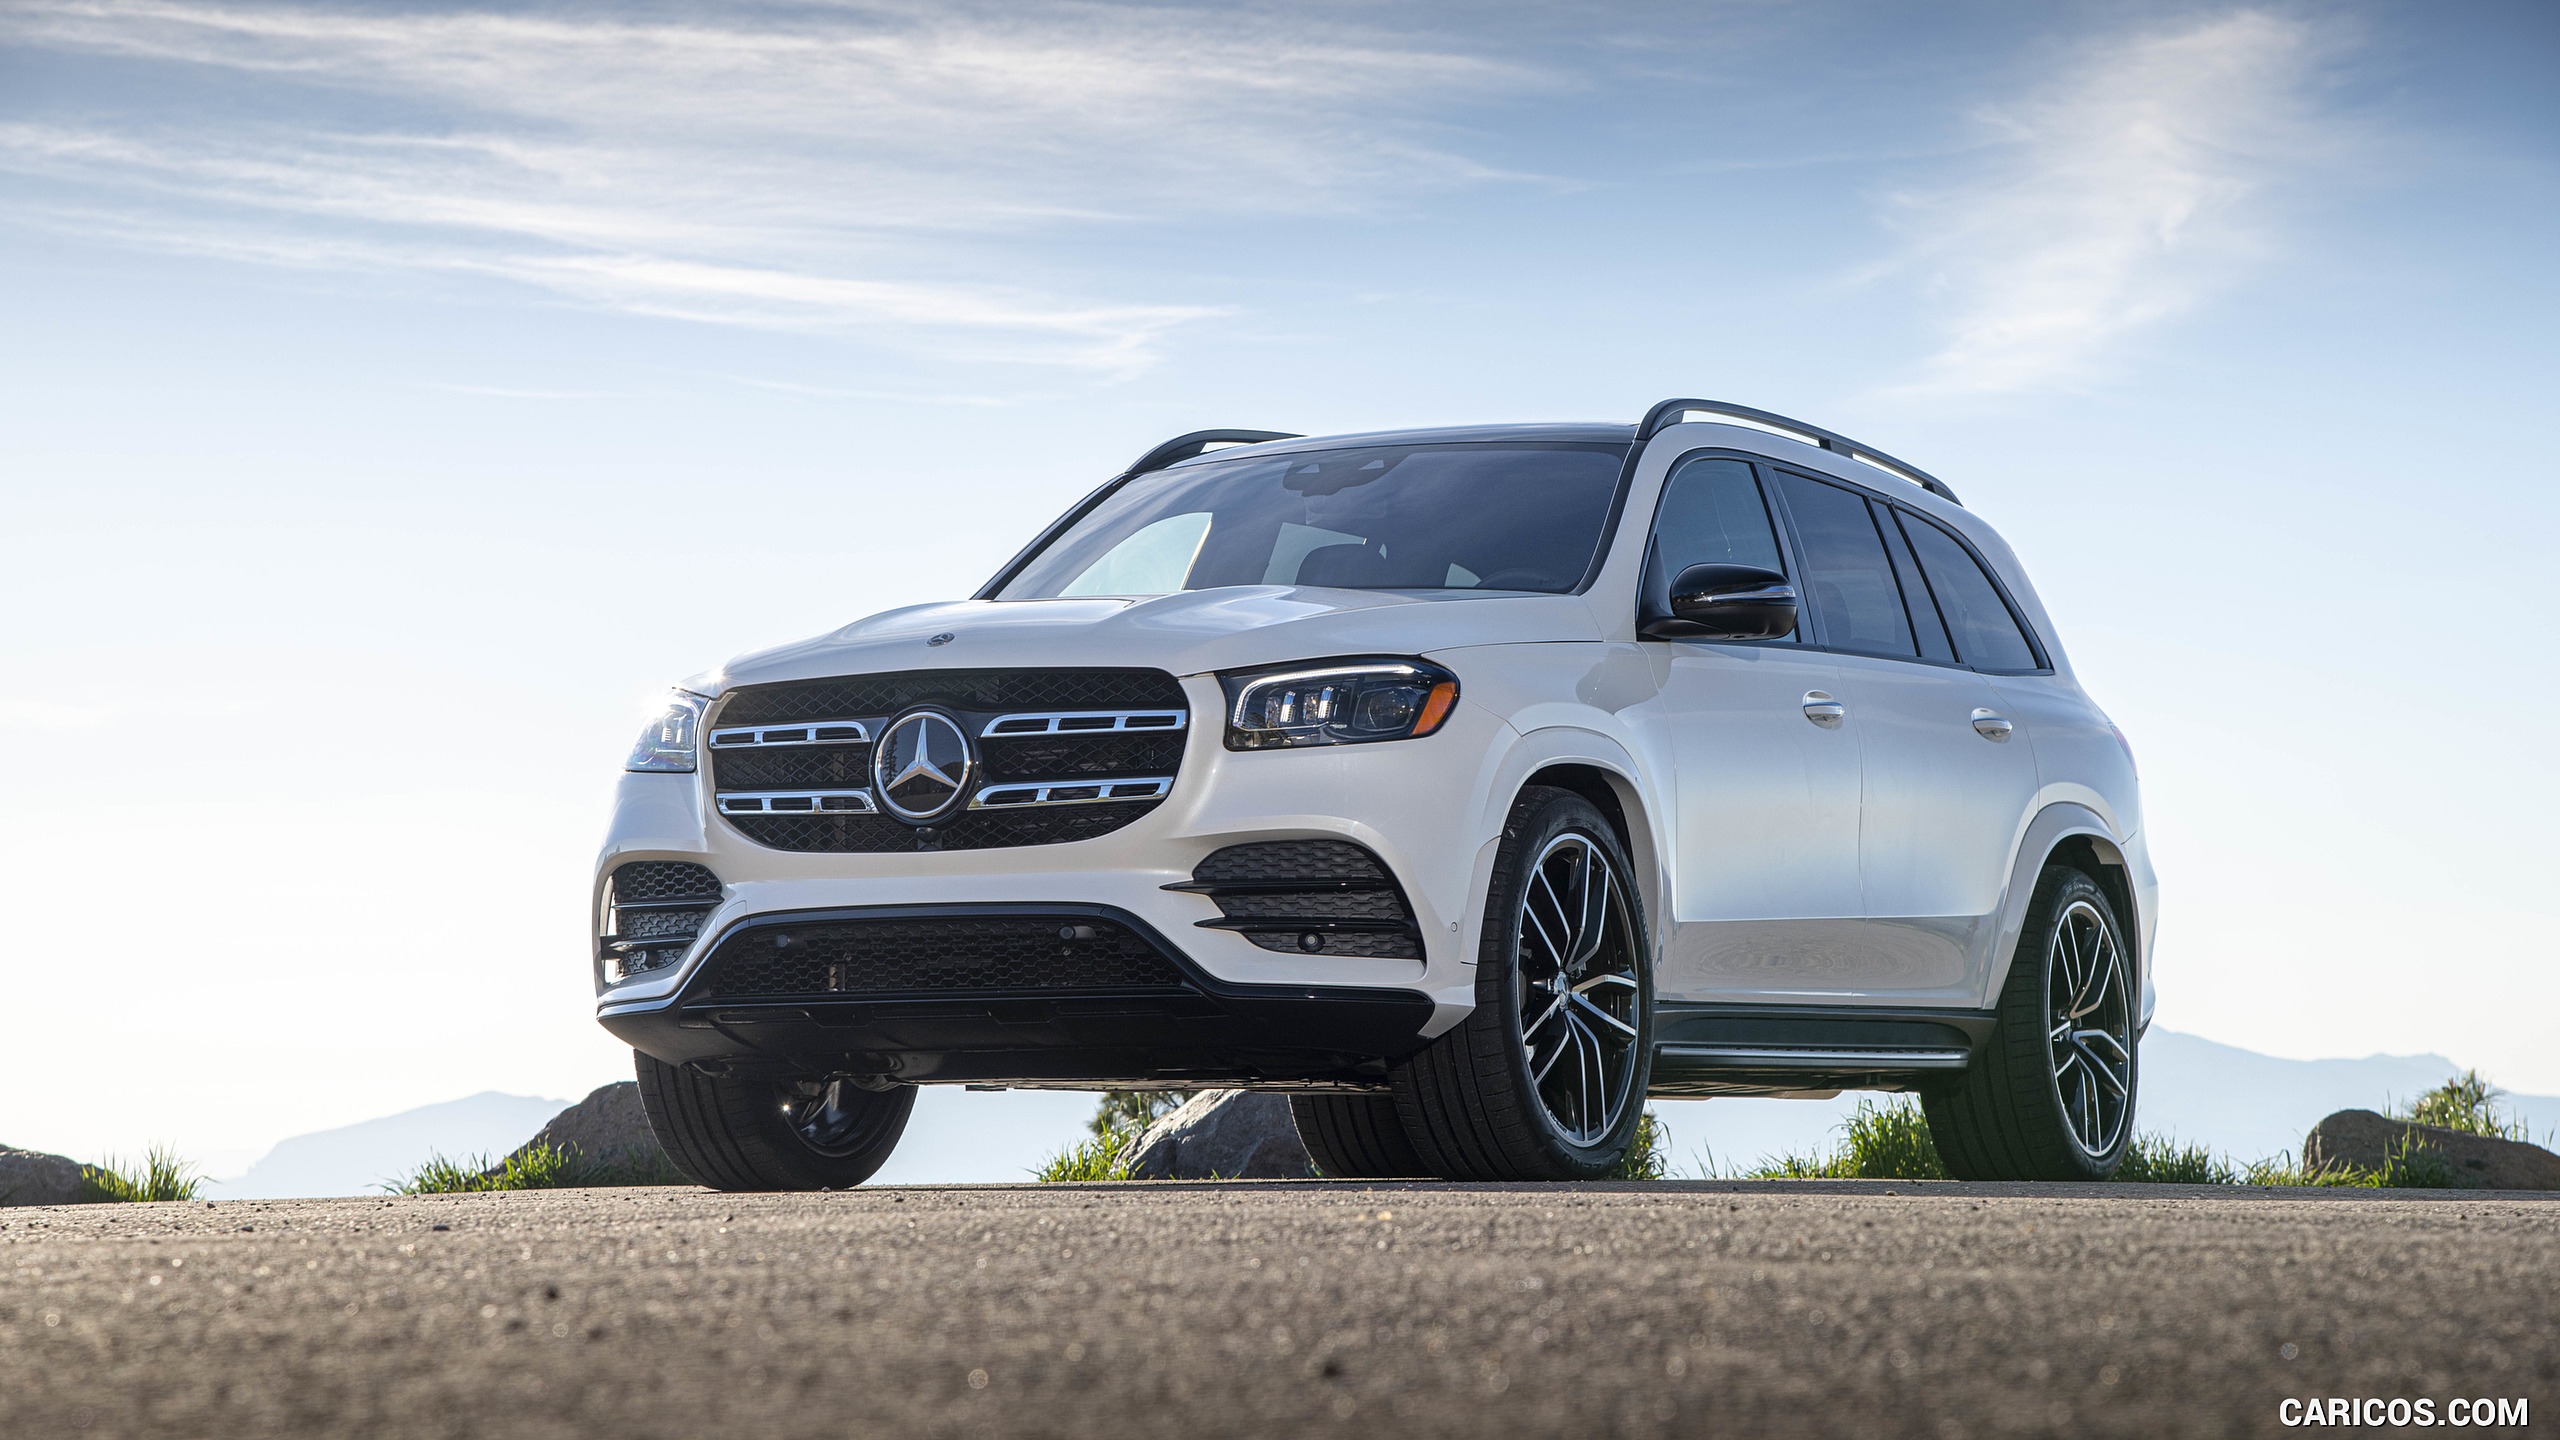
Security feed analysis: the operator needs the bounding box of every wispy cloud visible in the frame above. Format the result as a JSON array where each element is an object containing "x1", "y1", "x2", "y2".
[
  {"x1": 0, "y1": 1, "x2": 1544, "y2": 370},
  {"x1": 1882, "y1": 10, "x2": 2337, "y2": 396}
]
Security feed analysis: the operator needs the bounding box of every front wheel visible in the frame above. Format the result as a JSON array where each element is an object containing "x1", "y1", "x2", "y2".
[
  {"x1": 1392, "y1": 786, "x2": 1654, "y2": 1180},
  {"x1": 1924, "y1": 866, "x2": 2138, "y2": 1181},
  {"x1": 634, "y1": 1051, "x2": 914, "y2": 1190}
]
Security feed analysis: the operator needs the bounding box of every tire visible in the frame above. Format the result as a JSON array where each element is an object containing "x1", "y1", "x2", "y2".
[
  {"x1": 634, "y1": 1051, "x2": 915, "y2": 1191},
  {"x1": 1391, "y1": 786, "x2": 1654, "y2": 1181},
  {"x1": 1924, "y1": 866, "x2": 2138, "y2": 1181},
  {"x1": 1290, "y1": 1094, "x2": 1429, "y2": 1178}
]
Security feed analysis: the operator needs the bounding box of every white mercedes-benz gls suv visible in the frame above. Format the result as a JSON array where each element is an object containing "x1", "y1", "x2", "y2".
[{"x1": 595, "y1": 398, "x2": 2154, "y2": 1187}]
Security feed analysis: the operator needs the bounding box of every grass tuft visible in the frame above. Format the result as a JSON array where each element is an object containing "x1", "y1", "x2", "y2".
[
  {"x1": 80, "y1": 1146, "x2": 204, "y2": 1203},
  {"x1": 1034, "y1": 1120, "x2": 1142, "y2": 1182},
  {"x1": 387, "y1": 1143, "x2": 692, "y2": 1195},
  {"x1": 1608, "y1": 1109, "x2": 1671, "y2": 1180},
  {"x1": 1745, "y1": 1098, "x2": 1946, "y2": 1180},
  {"x1": 2115, "y1": 1133, "x2": 2234, "y2": 1185},
  {"x1": 2395, "y1": 1069, "x2": 2528, "y2": 1141}
]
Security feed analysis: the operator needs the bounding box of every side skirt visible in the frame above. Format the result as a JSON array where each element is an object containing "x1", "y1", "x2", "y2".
[{"x1": 1646, "y1": 1003, "x2": 1997, "y2": 1097}]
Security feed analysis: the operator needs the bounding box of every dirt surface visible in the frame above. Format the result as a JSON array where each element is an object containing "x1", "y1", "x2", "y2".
[{"x1": 4, "y1": 1181, "x2": 2552, "y2": 1438}]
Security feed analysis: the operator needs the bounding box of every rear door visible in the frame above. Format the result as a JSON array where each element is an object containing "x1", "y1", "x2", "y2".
[
  {"x1": 1764, "y1": 469, "x2": 2041, "y2": 1000},
  {"x1": 1638, "y1": 456, "x2": 1865, "y2": 1003}
]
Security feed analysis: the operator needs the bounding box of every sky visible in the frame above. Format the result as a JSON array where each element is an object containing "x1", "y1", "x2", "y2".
[{"x1": 2, "y1": 0, "x2": 2554, "y2": 1172}]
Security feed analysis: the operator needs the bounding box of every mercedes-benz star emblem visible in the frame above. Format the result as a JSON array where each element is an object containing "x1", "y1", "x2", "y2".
[{"x1": 872, "y1": 710, "x2": 973, "y2": 823}]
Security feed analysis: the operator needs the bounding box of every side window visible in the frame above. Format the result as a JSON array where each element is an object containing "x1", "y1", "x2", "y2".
[
  {"x1": 1646, "y1": 456, "x2": 1791, "y2": 642},
  {"x1": 1877, "y1": 500, "x2": 1955, "y2": 662},
  {"x1": 1651, "y1": 456, "x2": 1785, "y2": 574},
  {"x1": 1770, "y1": 470, "x2": 1915, "y2": 658},
  {"x1": 1898, "y1": 513, "x2": 2042, "y2": 672}
]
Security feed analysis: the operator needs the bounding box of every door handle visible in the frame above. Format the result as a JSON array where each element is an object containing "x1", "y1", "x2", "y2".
[
  {"x1": 1802, "y1": 691, "x2": 1846, "y2": 728},
  {"x1": 1971, "y1": 708, "x2": 2014, "y2": 742}
]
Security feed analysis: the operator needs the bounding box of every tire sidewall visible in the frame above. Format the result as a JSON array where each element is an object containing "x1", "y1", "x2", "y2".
[
  {"x1": 1481, "y1": 791, "x2": 1656, "y2": 1177},
  {"x1": 2028, "y1": 870, "x2": 2135, "y2": 1175}
]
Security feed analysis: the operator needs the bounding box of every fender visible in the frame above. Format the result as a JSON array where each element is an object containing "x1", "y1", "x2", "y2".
[
  {"x1": 1454, "y1": 721, "x2": 1664, "y2": 974},
  {"x1": 1980, "y1": 802, "x2": 2142, "y2": 1017}
]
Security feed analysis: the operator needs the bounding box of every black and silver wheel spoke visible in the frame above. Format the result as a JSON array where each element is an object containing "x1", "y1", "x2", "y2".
[
  {"x1": 1515, "y1": 833, "x2": 1640, "y2": 1148},
  {"x1": 2043, "y1": 898, "x2": 2132, "y2": 1157}
]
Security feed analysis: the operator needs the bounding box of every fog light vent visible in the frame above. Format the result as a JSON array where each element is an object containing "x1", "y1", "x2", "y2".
[
  {"x1": 1167, "y1": 840, "x2": 1422, "y2": 960},
  {"x1": 600, "y1": 861, "x2": 722, "y2": 985}
]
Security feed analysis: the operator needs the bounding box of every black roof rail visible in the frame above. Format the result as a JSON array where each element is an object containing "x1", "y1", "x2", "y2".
[
  {"x1": 1636, "y1": 399, "x2": 1961, "y2": 506},
  {"x1": 972, "y1": 428, "x2": 1298, "y2": 600},
  {"x1": 1122, "y1": 429, "x2": 1301, "y2": 478}
]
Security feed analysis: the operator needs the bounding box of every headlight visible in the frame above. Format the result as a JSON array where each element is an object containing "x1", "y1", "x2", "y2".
[
  {"x1": 1221, "y1": 659, "x2": 1459, "y2": 750},
  {"x1": 626, "y1": 692, "x2": 708, "y2": 772}
]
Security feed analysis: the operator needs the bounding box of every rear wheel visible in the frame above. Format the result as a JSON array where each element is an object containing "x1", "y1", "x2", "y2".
[
  {"x1": 1392, "y1": 787, "x2": 1653, "y2": 1180},
  {"x1": 634, "y1": 1051, "x2": 914, "y2": 1190},
  {"x1": 1924, "y1": 866, "x2": 2137, "y2": 1181},
  {"x1": 1290, "y1": 1094, "x2": 1428, "y2": 1178}
]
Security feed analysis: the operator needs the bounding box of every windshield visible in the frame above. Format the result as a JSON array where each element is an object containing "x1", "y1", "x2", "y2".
[{"x1": 996, "y1": 441, "x2": 1630, "y2": 600}]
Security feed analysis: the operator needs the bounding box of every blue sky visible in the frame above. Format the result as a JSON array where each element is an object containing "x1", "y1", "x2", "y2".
[{"x1": 2, "y1": 0, "x2": 2554, "y2": 1168}]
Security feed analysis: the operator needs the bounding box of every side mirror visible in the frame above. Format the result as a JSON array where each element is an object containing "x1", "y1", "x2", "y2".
[{"x1": 1662, "y1": 563, "x2": 1796, "y2": 639}]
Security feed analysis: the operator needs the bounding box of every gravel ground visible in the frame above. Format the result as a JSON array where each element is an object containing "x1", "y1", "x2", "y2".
[{"x1": 3, "y1": 1181, "x2": 2552, "y2": 1439}]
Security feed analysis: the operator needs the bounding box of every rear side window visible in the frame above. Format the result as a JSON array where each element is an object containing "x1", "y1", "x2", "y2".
[
  {"x1": 1877, "y1": 500, "x2": 1956, "y2": 663},
  {"x1": 1770, "y1": 470, "x2": 1914, "y2": 658},
  {"x1": 1898, "y1": 514, "x2": 2042, "y2": 672}
]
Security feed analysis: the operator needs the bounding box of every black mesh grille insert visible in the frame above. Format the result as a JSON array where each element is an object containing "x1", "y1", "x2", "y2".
[
  {"x1": 715, "y1": 669, "x2": 1184, "y2": 726},
  {"x1": 604, "y1": 862, "x2": 723, "y2": 981},
  {"x1": 709, "y1": 667, "x2": 1190, "y2": 853},
  {"x1": 700, "y1": 916, "x2": 1188, "y2": 999},
  {"x1": 1188, "y1": 841, "x2": 1421, "y2": 959}
]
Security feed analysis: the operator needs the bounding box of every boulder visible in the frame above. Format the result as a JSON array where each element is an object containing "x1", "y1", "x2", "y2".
[
  {"x1": 0, "y1": 1146, "x2": 93, "y2": 1207},
  {"x1": 2303, "y1": 1109, "x2": 2560, "y2": 1191},
  {"x1": 501, "y1": 1083, "x2": 672, "y2": 1176},
  {"x1": 1124, "y1": 1091, "x2": 1313, "y2": 1180}
]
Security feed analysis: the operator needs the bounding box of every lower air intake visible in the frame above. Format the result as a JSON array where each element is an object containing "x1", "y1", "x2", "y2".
[
  {"x1": 1179, "y1": 840, "x2": 1422, "y2": 959},
  {"x1": 700, "y1": 915, "x2": 1189, "y2": 1000}
]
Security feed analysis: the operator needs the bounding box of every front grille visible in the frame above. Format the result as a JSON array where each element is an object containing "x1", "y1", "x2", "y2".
[
  {"x1": 602, "y1": 861, "x2": 723, "y2": 983},
  {"x1": 699, "y1": 915, "x2": 1189, "y2": 999},
  {"x1": 710, "y1": 668, "x2": 1190, "y2": 853},
  {"x1": 1175, "y1": 840, "x2": 1422, "y2": 959}
]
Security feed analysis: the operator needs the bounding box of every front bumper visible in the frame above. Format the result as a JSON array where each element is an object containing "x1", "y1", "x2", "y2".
[
  {"x1": 599, "y1": 901, "x2": 1436, "y2": 1086},
  {"x1": 594, "y1": 675, "x2": 1507, "y2": 1079}
]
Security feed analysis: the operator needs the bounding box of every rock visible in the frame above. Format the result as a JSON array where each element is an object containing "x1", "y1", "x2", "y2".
[
  {"x1": 1124, "y1": 1091, "x2": 1314, "y2": 1180},
  {"x1": 501, "y1": 1083, "x2": 672, "y2": 1176},
  {"x1": 0, "y1": 1146, "x2": 94, "y2": 1207},
  {"x1": 2303, "y1": 1109, "x2": 2560, "y2": 1191}
]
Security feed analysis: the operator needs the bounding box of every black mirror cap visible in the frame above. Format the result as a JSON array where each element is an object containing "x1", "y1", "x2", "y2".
[{"x1": 1661, "y1": 562, "x2": 1797, "y2": 639}]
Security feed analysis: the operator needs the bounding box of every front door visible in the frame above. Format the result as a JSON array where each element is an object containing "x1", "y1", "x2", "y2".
[{"x1": 1639, "y1": 456, "x2": 1866, "y2": 1003}]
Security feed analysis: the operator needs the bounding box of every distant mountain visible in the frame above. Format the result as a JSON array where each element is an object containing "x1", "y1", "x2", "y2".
[{"x1": 204, "y1": 1092, "x2": 572, "y2": 1199}]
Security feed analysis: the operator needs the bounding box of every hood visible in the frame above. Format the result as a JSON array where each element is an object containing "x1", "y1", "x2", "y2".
[{"x1": 689, "y1": 587, "x2": 1603, "y2": 694}]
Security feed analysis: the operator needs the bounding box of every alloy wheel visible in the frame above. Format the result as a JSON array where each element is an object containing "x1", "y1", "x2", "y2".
[
  {"x1": 2045, "y1": 897, "x2": 2133, "y2": 1156},
  {"x1": 1514, "y1": 832, "x2": 1642, "y2": 1146},
  {"x1": 781, "y1": 1079, "x2": 875, "y2": 1158}
]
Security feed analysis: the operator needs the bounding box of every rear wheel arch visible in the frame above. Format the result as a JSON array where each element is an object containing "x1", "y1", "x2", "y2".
[{"x1": 1983, "y1": 805, "x2": 2141, "y2": 1010}]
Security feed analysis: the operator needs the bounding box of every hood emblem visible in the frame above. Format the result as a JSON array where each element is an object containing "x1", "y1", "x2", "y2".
[
  {"x1": 872, "y1": 710, "x2": 973, "y2": 823},
  {"x1": 927, "y1": 632, "x2": 956, "y2": 647}
]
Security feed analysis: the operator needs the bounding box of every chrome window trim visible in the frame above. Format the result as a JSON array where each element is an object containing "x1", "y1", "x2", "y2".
[
  {"x1": 980, "y1": 709, "x2": 1187, "y2": 738},
  {"x1": 707, "y1": 719, "x2": 873, "y2": 749},
  {"x1": 970, "y1": 776, "x2": 1175, "y2": 809},
  {"x1": 715, "y1": 789, "x2": 880, "y2": 815}
]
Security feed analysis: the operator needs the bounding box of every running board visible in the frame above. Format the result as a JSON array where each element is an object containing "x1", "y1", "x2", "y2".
[{"x1": 1657, "y1": 1044, "x2": 1970, "y2": 1070}]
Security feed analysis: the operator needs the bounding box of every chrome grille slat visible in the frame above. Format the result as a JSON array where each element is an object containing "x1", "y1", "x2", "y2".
[
  {"x1": 971, "y1": 776, "x2": 1174, "y2": 809},
  {"x1": 716, "y1": 789, "x2": 880, "y2": 815},
  {"x1": 981, "y1": 709, "x2": 1187, "y2": 737},
  {"x1": 708, "y1": 719, "x2": 872, "y2": 749}
]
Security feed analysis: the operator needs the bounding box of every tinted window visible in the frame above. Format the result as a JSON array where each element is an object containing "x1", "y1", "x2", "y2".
[
  {"x1": 1651, "y1": 457, "x2": 1785, "y2": 575},
  {"x1": 999, "y1": 442, "x2": 1627, "y2": 599},
  {"x1": 1878, "y1": 501, "x2": 1955, "y2": 662},
  {"x1": 1771, "y1": 471, "x2": 1914, "y2": 657},
  {"x1": 1899, "y1": 514, "x2": 2041, "y2": 672}
]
